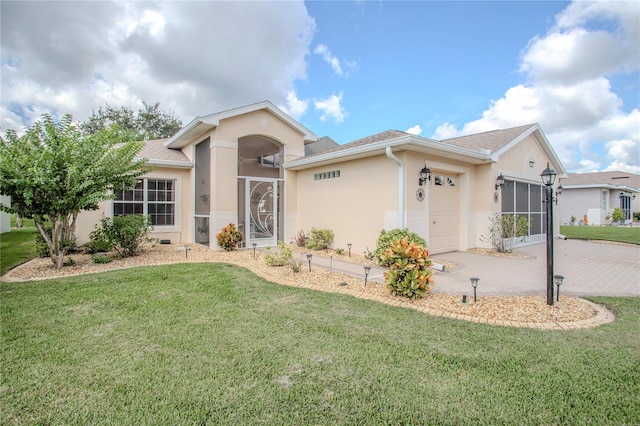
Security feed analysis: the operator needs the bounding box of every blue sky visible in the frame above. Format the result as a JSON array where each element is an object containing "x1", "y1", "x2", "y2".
[{"x1": 1, "y1": 1, "x2": 638, "y2": 173}]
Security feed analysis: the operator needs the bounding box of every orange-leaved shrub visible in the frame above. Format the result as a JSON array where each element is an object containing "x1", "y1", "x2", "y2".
[
  {"x1": 216, "y1": 223, "x2": 243, "y2": 251},
  {"x1": 381, "y1": 237, "x2": 434, "y2": 300}
]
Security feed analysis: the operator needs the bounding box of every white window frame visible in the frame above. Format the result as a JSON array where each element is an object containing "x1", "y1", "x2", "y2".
[{"x1": 112, "y1": 176, "x2": 180, "y2": 229}]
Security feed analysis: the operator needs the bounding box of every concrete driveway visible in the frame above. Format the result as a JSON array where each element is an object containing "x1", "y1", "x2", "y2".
[{"x1": 430, "y1": 239, "x2": 640, "y2": 297}]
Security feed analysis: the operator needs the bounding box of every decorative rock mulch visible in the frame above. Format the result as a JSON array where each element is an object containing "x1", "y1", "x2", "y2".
[{"x1": 2, "y1": 244, "x2": 614, "y2": 329}]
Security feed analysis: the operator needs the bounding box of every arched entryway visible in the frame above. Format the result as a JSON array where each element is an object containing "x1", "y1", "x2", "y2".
[{"x1": 237, "y1": 135, "x2": 284, "y2": 247}]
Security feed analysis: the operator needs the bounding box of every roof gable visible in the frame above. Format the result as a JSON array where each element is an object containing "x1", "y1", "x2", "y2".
[
  {"x1": 563, "y1": 171, "x2": 640, "y2": 190},
  {"x1": 165, "y1": 101, "x2": 318, "y2": 149},
  {"x1": 440, "y1": 124, "x2": 535, "y2": 153},
  {"x1": 135, "y1": 139, "x2": 193, "y2": 168}
]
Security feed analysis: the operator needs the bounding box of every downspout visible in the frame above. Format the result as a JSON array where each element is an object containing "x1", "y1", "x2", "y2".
[{"x1": 385, "y1": 146, "x2": 405, "y2": 228}]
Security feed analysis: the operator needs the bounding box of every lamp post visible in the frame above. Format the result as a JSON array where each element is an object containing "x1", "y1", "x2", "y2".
[
  {"x1": 347, "y1": 243, "x2": 352, "y2": 257},
  {"x1": 541, "y1": 163, "x2": 557, "y2": 306},
  {"x1": 252, "y1": 242, "x2": 257, "y2": 259},
  {"x1": 306, "y1": 254, "x2": 312, "y2": 272},
  {"x1": 364, "y1": 265, "x2": 371, "y2": 287},
  {"x1": 470, "y1": 277, "x2": 479, "y2": 302}
]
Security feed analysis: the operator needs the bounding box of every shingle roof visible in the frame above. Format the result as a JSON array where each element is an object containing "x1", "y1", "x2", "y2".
[
  {"x1": 563, "y1": 171, "x2": 640, "y2": 189},
  {"x1": 304, "y1": 129, "x2": 409, "y2": 159},
  {"x1": 137, "y1": 139, "x2": 192, "y2": 165},
  {"x1": 440, "y1": 124, "x2": 536, "y2": 153}
]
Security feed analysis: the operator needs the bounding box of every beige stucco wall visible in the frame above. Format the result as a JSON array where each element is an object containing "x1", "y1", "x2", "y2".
[{"x1": 293, "y1": 154, "x2": 399, "y2": 254}]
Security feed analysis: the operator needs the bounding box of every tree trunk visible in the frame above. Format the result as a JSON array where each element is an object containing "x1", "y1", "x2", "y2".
[{"x1": 34, "y1": 214, "x2": 76, "y2": 269}]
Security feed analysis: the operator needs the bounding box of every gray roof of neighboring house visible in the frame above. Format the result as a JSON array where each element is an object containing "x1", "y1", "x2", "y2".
[
  {"x1": 136, "y1": 139, "x2": 192, "y2": 168},
  {"x1": 563, "y1": 171, "x2": 640, "y2": 190}
]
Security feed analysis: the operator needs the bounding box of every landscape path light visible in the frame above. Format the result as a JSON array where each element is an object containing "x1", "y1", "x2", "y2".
[
  {"x1": 554, "y1": 275, "x2": 564, "y2": 302},
  {"x1": 252, "y1": 242, "x2": 257, "y2": 259},
  {"x1": 470, "y1": 277, "x2": 479, "y2": 302},
  {"x1": 306, "y1": 254, "x2": 313, "y2": 272},
  {"x1": 364, "y1": 265, "x2": 371, "y2": 287},
  {"x1": 348, "y1": 243, "x2": 352, "y2": 257}
]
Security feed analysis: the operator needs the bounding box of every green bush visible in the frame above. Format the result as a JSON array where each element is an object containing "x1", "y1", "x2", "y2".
[
  {"x1": 634, "y1": 211, "x2": 640, "y2": 221},
  {"x1": 611, "y1": 208, "x2": 625, "y2": 223},
  {"x1": 91, "y1": 215, "x2": 152, "y2": 258},
  {"x1": 306, "y1": 228, "x2": 334, "y2": 250},
  {"x1": 87, "y1": 228, "x2": 113, "y2": 253},
  {"x1": 481, "y1": 214, "x2": 529, "y2": 253},
  {"x1": 374, "y1": 228, "x2": 426, "y2": 266},
  {"x1": 216, "y1": 223, "x2": 243, "y2": 251},
  {"x1": 381, "y1": 238, "x2": 434, "y2": 300},
  {"x1": 264, "y1": 241, "x2": 293, "y2": 266},
  {"x1": 91, "y1": 253, "x2": 112, "y2": 264}
]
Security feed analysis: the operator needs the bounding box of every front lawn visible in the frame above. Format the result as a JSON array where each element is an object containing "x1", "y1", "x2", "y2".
[
  {"x1": 2, "y1": 264, "x2": 638, "y2": 424},
  {"x1": 560, "y1": 225, "x2": 640, "y2": 245},
  {"x1": 0, "y1": 227, "x2": 37, "y2": 275}
]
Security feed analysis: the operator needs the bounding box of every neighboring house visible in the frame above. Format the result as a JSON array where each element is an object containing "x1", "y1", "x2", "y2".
[
  {"x1": 558, "y1": 172, "x2": 640, "y2": 226},
  {"x1": 75, "y1": 101, "x2": 567, "y2": 255}
]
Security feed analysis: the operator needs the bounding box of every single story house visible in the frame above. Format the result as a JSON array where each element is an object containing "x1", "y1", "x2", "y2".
[
  {"x1": 76, "y1": 101, "x2": 567, "y2": 255},
  {"x1": 558, "y1": 172, "x2": 639, "y2": 226}
]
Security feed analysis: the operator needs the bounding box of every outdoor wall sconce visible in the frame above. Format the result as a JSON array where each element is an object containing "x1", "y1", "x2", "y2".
[
  {"x1": 555, "y1": 182, "x2": 563, "y2": 205},
  {"x1": 347, "y1": 243, "x2": 352, "y2": 257},
  {"x1": 554, "y1": 274, "x2": 564, "y2": 301},
  {"x1": 418, "y1": 166, "x2": 431, "y2": 186},
  {"x1": 306, "y1": 254, "x2": 312, "y2": 272},
  {"x1": 364, "y1": 265, "x2": 371, "y2": 287},
  {"x1": 470, "y1": 277, "x2": 479, "y2": 302},
  {"x1": 252, "y1": 242, "x2": 257, "y2": 259},
  {"x1": 495, "y1": 173, "x2": 505, "y2": 190}
]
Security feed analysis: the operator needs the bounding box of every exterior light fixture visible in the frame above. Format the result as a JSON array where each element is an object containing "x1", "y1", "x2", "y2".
[
  {"x1": 306, "y1": 254, "x2": 312, "y2": 272},
  {"x1": 252, "y1": 242, "x2": 257, "y2": 259},
  {"x1": 347, "y1": 243, "x2": 352, "y2": 257},
  {"x1": 554, "y1": 274, "x2": 564, "y2": 301},
  {"x1": 184, "y1": 244, "x2": 190, "y2": 259},
  {"x1": 470, "y1": 277, "x2": 479, "y2": 302},
  {"x1": 541, "y1": 162, "x2": 558, "y2": 306},
  {"x1": 364, "y1": 265, "x2": 371, "y2": 287},
  {"x1": 418, "y1": 166, "x2": 431, "y2": 186},
  {"x1": 495, "y1": 173, "x2": 505, "y2": 190},
  {"x1": 555, "y1": 183, "x2": 563, "y2": 205},
  {"x1": 462, "y1": 295, "x2": 468, "y2": 304}
]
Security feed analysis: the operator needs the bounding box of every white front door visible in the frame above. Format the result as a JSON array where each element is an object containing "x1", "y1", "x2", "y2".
[{"x1": 246, "y1": 179, "x2": 278, "y2": 247}]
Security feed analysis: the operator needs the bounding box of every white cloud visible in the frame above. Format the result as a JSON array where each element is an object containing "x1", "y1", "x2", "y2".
[
  {"x1": 0, "y1": 1, "x2": 316, "y2": 131},
  {"x1": 314, "y1": 93, "x2": 345, "y2": 123},
  {"x1": 433, "y1": 0, "x2": 639, "y2": 173},
  {"x1": 406, "y1": 125, "x2": 422, "y2": 135},
  {"x1": 314, "y1": 44, "x2": 343, "y2": 76},
  {"x1": 280, "y1": 91, "x2": 309, "y2": 120}
]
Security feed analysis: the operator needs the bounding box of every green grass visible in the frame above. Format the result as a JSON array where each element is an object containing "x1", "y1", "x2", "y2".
[
  {"x1": 0, "y1": 227, "x2": 38, "y2": 275},
  {"x1": 560, "y1": 225, "x2": 640, "y2": 245},
  {"x1": 2, "y1": 264, "x2": 639, "y2": 425}
]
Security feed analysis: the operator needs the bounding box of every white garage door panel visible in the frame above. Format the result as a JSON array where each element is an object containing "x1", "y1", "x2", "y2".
[{"x1": 429, "y1": 175, "x2": 459, "y2": 254}]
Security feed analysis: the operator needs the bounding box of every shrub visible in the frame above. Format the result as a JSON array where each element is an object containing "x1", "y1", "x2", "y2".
[
  {"x1": 481, "y1": 214, "x2": 529, "y2": 253},
  {"x1": 264, "y1": 241, "x2": 293, "y2": 266},
  {"x1": 91, "y1": 253, "x2": 113, "y2": 264},
  {"x1": 611, "y1": 208, "x2": 625, "y2": 223},
  {"x1": 293, "y1": 229, "x2": 306, "y2": 247},
  {"x1": 216, "y1": 223, "x2": 243, "y2": 251},
  {"x1": 335, "y1": 248, "x2": 345, "y2": 255},
  {"x1": 381, "y1": 237, "x2": 434, "y2": 300},
  {"x1": 87, "y1": 227, "x2": 113, "y2": 253},
  {"x1": 91, "y1": 215, "x2": 153, "y2": 258},
  {"x1": 634, "y1": 211, "x2": 640, "y2": 221},
  {"x1": 363, "y1": 247, "x2": 375, "y2": 261},
  {"x1": 306, "y1": 228, "x2": 334, "y2": 250},
  {"x1": 289, "y1": 256, "x2": 303, "y2": 273},
  {"x1": 374, "y1": 228, "x2": 426, "y2": 266}
]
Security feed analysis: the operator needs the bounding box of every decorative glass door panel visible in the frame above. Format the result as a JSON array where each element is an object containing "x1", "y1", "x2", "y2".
[{"x1": 246, "y1": 179, "x2": 277, "y2": 247}]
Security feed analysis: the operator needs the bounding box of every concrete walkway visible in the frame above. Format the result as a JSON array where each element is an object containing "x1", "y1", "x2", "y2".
[{"x1": 299, "y1": 239, "x2": 639, "y2": 298}]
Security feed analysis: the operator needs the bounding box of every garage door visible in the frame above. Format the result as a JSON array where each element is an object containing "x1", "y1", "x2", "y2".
[{"x1": 429, "y1": 173, "x2": 459, "y2": 254}]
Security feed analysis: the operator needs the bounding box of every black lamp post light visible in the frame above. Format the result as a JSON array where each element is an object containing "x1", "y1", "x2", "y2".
[
  {"x1": 554, "y1": 274, "x2": 564, "y2": 302},
  {"x1": 364, "y1": 265, "x2": 371, "y2": 287},
  {"x1": 306, "y1": 254, "x2": 312, "y2": 272},
  {"x1": 252, "y1": 242, "x2": 257, "y2": 259},
  {"x1": 541, "y1": 162, "x2": 563, "y2": 306},
  {"x1": 347, "y1": 243, "x2": 352, "y2": 257},
  {"x1": 470, "y1": 277, "x2": 479, "y2": 302}
]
